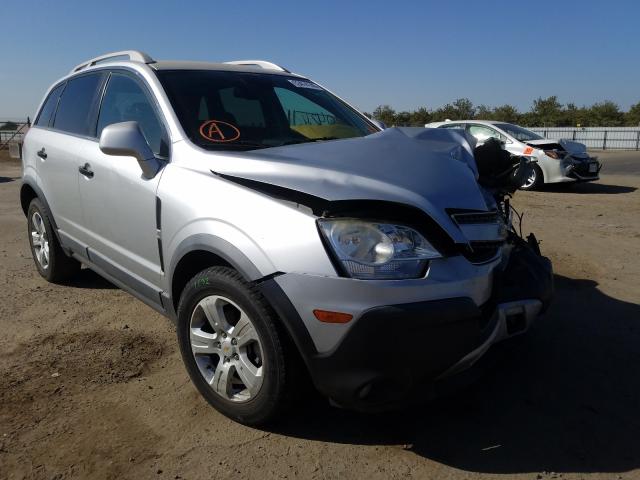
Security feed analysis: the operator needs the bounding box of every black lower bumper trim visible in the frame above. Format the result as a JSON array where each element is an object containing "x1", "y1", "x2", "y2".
[
  {"x1": 308, "y1": 297, "x2": 495, "y2": 409},
  {"x1": 567, "y1": 160, "x2": 602, "y2": 182},
  {"x1": 259, "y1": 242, "x2": 553, "y2": 412},
  {"x1": 260, "y1": 280, "x2": 498, "y2": 410}
]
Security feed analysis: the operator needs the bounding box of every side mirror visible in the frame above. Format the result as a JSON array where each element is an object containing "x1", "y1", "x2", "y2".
[{"x1": 99, "y1": 121, "x2": 161, "y2": 178}]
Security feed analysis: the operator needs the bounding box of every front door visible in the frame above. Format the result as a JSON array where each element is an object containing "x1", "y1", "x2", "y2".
[{"x1": 78, "y1": 71, "x2": 170, "y2": 302}]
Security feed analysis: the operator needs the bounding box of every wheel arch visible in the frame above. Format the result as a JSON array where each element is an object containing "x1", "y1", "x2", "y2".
[
  {"x1": 20, "y1": 182, "x2": 39, "y2": 217},
  {"x1": 168, "y1": 239, "x2": 315, "y2": 389},
  {"x1": 20, "y1": 180, "x2": 63, "y2": 244},
  {"x1": 534, "y1": 160, "x2": 547, "y2": 183},
  {"x1": 168, "y1": 234, "x2": 266, "y2": 313}
]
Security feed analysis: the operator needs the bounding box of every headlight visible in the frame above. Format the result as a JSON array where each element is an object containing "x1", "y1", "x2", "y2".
[{"x1": 318, "y1": 219, "x2": 441, "y2": 279}]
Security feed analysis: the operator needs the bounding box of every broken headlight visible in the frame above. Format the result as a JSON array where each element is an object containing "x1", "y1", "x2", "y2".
[{"x1": 318, "y1": 219, "x2": 441, "y2": 279}]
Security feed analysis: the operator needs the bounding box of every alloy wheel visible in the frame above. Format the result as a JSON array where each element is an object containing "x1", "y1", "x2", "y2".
[
  {"x1": 522, "y1": 166, "x2": 537, "y2": 189},
  {"x1": 189, "y1": 295, "x2": 264, "y2": 402},
  {"x1": 30, "y1": 212, "x2": 50, "y2": 270}
]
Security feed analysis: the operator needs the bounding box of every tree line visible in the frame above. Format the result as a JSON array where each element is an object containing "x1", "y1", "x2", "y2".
[
  {"x1": 3, "y1": 96, "x2": 640, "y2": 130},
  {"x1": 368, "y1": 96, "x2": 640, "y2": 128}
]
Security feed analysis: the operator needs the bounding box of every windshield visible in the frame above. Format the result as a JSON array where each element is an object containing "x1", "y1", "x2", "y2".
[
  {"x1": 494, "y1": 123, "x2": 543, "y2": 142},
  {"x1": 156, "y1": 70, "x2": 378, "y2": 151}
]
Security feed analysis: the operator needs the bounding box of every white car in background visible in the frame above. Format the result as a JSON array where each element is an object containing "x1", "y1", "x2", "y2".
[{"x1": 426, "y1": 120, "x2": 602, "y2": 190}]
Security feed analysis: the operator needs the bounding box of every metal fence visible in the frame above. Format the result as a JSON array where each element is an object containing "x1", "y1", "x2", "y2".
[
  {"x1": 0, "y1": 130, "x2": 26, "y2": 142},
  {"x1": 527, "y1": 127, "x2": 640, "y2": 150},
  {"x1": 0, "y1": 120, "x2": 29, "y2": 151}
]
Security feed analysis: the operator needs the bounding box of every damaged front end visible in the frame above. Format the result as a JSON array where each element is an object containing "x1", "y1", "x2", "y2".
[
  {"x1": 205, "y1": 129, "x2": 553, "y2": 410},
  {"x1": 527, "y1": 138, "x2": 602, "y2": 181},
  {"x1": 474, "y1": 139, "x2": 555, "y2": 316},
  {"x1": 434, "y1": 139, "x2": 555, "y2": 379}
]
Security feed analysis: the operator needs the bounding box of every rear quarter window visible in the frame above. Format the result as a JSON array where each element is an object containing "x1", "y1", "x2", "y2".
[
  {"x1": 35, "y1": 83, "x2": 65, "y2": 127},
  {"x1": 53, "y1": 73, "x2": 105, "y2": 137}
]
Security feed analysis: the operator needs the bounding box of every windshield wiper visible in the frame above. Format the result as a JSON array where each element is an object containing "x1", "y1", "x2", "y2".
[
  {"x1": 275, "y1": 137, "x2": 341, "y2": 147},
  {"x1": 201, "y1": 141, "x2": 269, "y2": 150},
  {"x1": 310, "y1": 136, "x2": 340, "y2": 142}
]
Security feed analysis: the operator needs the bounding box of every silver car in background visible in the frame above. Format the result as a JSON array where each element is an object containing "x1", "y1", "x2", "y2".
[{"x1": 427, "y1": 120, "x2": 602, "y2": 189}]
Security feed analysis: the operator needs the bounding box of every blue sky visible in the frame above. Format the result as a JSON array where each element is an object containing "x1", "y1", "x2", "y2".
[{"x1": 1, "y1": 0, "x2": 639, "y2": 119}]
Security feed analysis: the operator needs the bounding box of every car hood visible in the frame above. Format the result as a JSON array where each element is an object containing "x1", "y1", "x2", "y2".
[
  {"x1": 526, "y1": 138, "x2": 589, "y2": 155},
  {"x1": 198, "y1": 128, "x2": 493, "y2": 243}
]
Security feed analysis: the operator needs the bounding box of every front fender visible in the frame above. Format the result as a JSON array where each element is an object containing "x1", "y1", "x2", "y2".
[{"x1": 167, "y1": 231, "x2": 267, "y2": 285}]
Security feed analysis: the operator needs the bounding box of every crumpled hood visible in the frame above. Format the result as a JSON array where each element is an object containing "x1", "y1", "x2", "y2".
[
  {"x1": 558, "y1": 139, "x2": 588, "y2": 155},
  {"x1": 526, "y1": 138, "x2": 588, "y2": 154},
  {"x1": 200, "y1": 128, "x2": 493, "y2": 243}
]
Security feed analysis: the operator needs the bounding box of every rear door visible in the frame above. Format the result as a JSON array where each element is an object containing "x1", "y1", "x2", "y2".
[
  {"x1": 78, "y1": 70, "x2": 170, "y2": 301},
  {"x1": 35, "y1": 72, "x2": 106, "y2": 250}
]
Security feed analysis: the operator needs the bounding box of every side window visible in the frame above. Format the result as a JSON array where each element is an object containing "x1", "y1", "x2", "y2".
[
  {"x1": 468, "y1": 124, "x2": 501, "y2": 143},
  {"x1": 97, "y1": 73, "x2": 167, "y2": 156},
  {"x1": 53, "y1": 73, "x2": 104, "y2": 136},
  {"x1": 35, "y1": 83, "x2": 65, "y2": 127},
  {"x1": 440, "y1": 123, "x2": 465, "y2": 130}
]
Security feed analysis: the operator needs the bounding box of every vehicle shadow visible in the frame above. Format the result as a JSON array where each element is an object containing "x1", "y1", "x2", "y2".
[
  {"x1": 542, "y1": 182, "x2": 636, "y2": 194},
  {"x1": 273, "y1": 274, "x2": 640, "y2": 475},
  {"x1": 63, "y1": 267, "x2": 117, "y2": 289},
  {"x1": 0, "y1": 176, "x2": 15, "y2": 183}
]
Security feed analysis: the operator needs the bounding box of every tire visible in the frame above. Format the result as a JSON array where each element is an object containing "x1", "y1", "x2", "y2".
[
  {"x1": 27, "y1": 198, "x2": 81, "y2": 282},
  {"x1": 520, "y1": 164, "x2": 544, "y2": 190},
  {"x1": 176, "y1": 266, "x2": 299, "y2": 426}
]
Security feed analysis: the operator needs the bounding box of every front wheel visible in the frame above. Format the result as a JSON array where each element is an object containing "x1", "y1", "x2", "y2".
[
  {"x1": 176, "y1": 267, "x2": 298, "y2": 426},
  {"x1": 520, "y1": 164, "x2": 544, "y2": 190}
]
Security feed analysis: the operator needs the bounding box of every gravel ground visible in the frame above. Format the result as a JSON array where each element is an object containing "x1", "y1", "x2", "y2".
[{"x1": 1, "y1": 151, "x2": 639, "y2": 480}]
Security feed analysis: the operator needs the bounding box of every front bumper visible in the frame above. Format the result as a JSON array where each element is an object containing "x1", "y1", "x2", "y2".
[
  {"x1": 566, "y1": 157, "x2": 602, "y2": 182},
  {"x1": 540, "y1": 153, "x2": 601, "y2": 184},
  {"x1": 260, "y1": 243, "x2": 553, "y2": 411},
  {"x1": 562, "y1": 156, "x2": 602, "y2": 182}
]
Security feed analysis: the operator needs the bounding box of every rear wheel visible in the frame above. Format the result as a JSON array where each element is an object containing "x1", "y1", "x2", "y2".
[
  {"x1": 176, "y1": 266, "x2": 298, "y2": 426},
  {"x1": 520, "y1": 164, "x2": 543, "y2": 190},
  {"x1": 27, "y1": 198, "x2": 80, "y2": 282}
]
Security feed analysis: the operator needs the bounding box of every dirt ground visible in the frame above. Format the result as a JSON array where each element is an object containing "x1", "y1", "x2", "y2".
[{"x1": 1, "y1": 151, "x2": 639, "y2": 480}]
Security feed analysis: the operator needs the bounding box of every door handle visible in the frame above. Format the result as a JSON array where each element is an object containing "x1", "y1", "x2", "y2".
[
  {"x1": 78, "y1": 163, "x2": 94, "y2": 178},
  {"x1": 37, "y1": 148, "x2": 47, "y2": 159}
]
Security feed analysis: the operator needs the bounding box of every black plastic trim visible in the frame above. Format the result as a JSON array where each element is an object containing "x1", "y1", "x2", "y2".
[
  {"x1": 20, "y1": 180, "x2": 64, "y2": 246},
  {"x1": 258, "y1": 241, "x2": 553, "y2": 411},
  {"x1": 258, "y1": 278, "x2": 319, "y2": 370},
  {"x1": 155, "y1": 197, "x2": 162, "y2": 230},
  {"x1": 88, "y1": 249, "x2": 163, "y2": 309},
  {"x1": 74, "y1": 252, "x2": 168, "y2": 318},
  {"x1": 157, "y1": 238, "x2": 165, "y2": 272}
]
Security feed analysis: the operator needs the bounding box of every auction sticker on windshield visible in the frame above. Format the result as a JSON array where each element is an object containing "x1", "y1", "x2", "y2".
[{"x1": 288, "y1": 79, "x2": 323, "y2": 90}]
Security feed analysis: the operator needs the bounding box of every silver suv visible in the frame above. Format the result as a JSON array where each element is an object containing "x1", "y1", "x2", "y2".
[{"x1": 22, "y1": 51, "x2": 553, "y2": 425}]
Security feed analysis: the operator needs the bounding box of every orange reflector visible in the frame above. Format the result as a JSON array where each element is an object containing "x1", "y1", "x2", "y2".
[
  {"x1": 523, "y1": 146, "x2": 534, "y2": 155},
  {"x1": 313, "y1": 309, "x2": 353, "y2": 323}
]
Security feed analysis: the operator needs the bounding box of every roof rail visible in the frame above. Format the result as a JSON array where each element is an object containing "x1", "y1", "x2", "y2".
[
  {"x1": 71, "y1": 50, "x2": 154, "y2": 73},
  {"x1": 224, "y1": 60, "x2": 290, "y2": 73}
]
